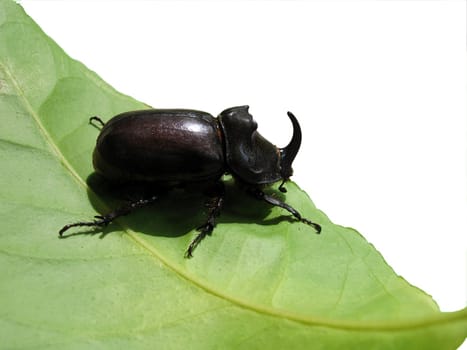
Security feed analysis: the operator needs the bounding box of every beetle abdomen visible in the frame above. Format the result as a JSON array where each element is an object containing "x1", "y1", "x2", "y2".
[{"x1": 93, "y1": 109, "x2": 225, "y2": 183}]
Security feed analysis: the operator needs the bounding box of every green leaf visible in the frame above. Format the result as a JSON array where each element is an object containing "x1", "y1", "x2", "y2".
[{"x1": 0, "y1": 1, "x2": 465, "y2": 349}]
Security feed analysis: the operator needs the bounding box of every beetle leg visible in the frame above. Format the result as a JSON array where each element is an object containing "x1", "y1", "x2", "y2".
[
  {"x1": 249, "y1": 188, "x2": 321, "y2": 233},
  {"x1": 185, "y1": 183, "x2": 225, "y2": 258},
  {"x1": 59, "y1": 196, "x2": 157, "y2": 236},
  {"x1": 89, "y1": 116, "x2": 105, "y2": 129}
]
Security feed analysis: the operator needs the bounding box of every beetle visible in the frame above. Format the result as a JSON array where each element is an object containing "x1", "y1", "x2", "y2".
[{"x1": 59, "y1": 106, "x2": 321, "y2": 257}]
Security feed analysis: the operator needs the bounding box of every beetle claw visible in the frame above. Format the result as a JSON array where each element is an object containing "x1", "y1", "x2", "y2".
[
  {"x1": 185, "y1": 223, "x2": 215, "y2": 259},
  {"x1": 301, "y1": 218, "x2": 321, "y2": 234},
  {"x1": 89, "y1": 116, "x2": 105, "y2": 128}
]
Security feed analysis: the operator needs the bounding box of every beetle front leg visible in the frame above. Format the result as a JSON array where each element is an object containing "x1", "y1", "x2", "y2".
[
  {"x1": 185, "y1": 182, "x2": 225, "y2": 258},
  {"x1": 249, "y1": 188, "x2": 321, "y2": 233},
  {"x1": 59, "y1": 196, "x2": 158, "y2": 236}
]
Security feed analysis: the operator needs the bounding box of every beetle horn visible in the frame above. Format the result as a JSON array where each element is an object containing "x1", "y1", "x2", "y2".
[{"x1": 279, "y1": 111, "x2": 302, "y2": 181}]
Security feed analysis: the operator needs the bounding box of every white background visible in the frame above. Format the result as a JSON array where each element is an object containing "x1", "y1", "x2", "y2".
[{"x1": 20, "y1": 0, "x2": 466, "y2": 333}]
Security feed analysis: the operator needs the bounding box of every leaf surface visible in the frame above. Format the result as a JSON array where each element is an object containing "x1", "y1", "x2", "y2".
[{"x1": 0, "y1": 1, "x2": 466, "y2": 349}]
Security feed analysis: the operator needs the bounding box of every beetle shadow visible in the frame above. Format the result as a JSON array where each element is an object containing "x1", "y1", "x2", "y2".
[{"x1": 61, "y1": 173, "x2": 295, "y2": 240}]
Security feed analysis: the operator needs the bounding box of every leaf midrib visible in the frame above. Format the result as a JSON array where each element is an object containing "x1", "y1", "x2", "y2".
[{"x1": 2, "y1": 56, "x2": 466, "y2": 333}]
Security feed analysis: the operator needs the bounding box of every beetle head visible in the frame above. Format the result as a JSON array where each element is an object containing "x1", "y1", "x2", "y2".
[{"x1": 218, "y1": 106, "x2": 302, "y2": 190}]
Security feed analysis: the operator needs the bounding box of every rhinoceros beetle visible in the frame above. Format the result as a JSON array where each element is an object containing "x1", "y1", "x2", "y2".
[{"x1": 60, "y1": 106, "x2": 321, "y2": 258}]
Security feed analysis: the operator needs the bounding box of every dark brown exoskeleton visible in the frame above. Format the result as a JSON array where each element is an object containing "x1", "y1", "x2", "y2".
[{"x1": 59, "y1": 106, "x2": 321, "y2": 257}]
